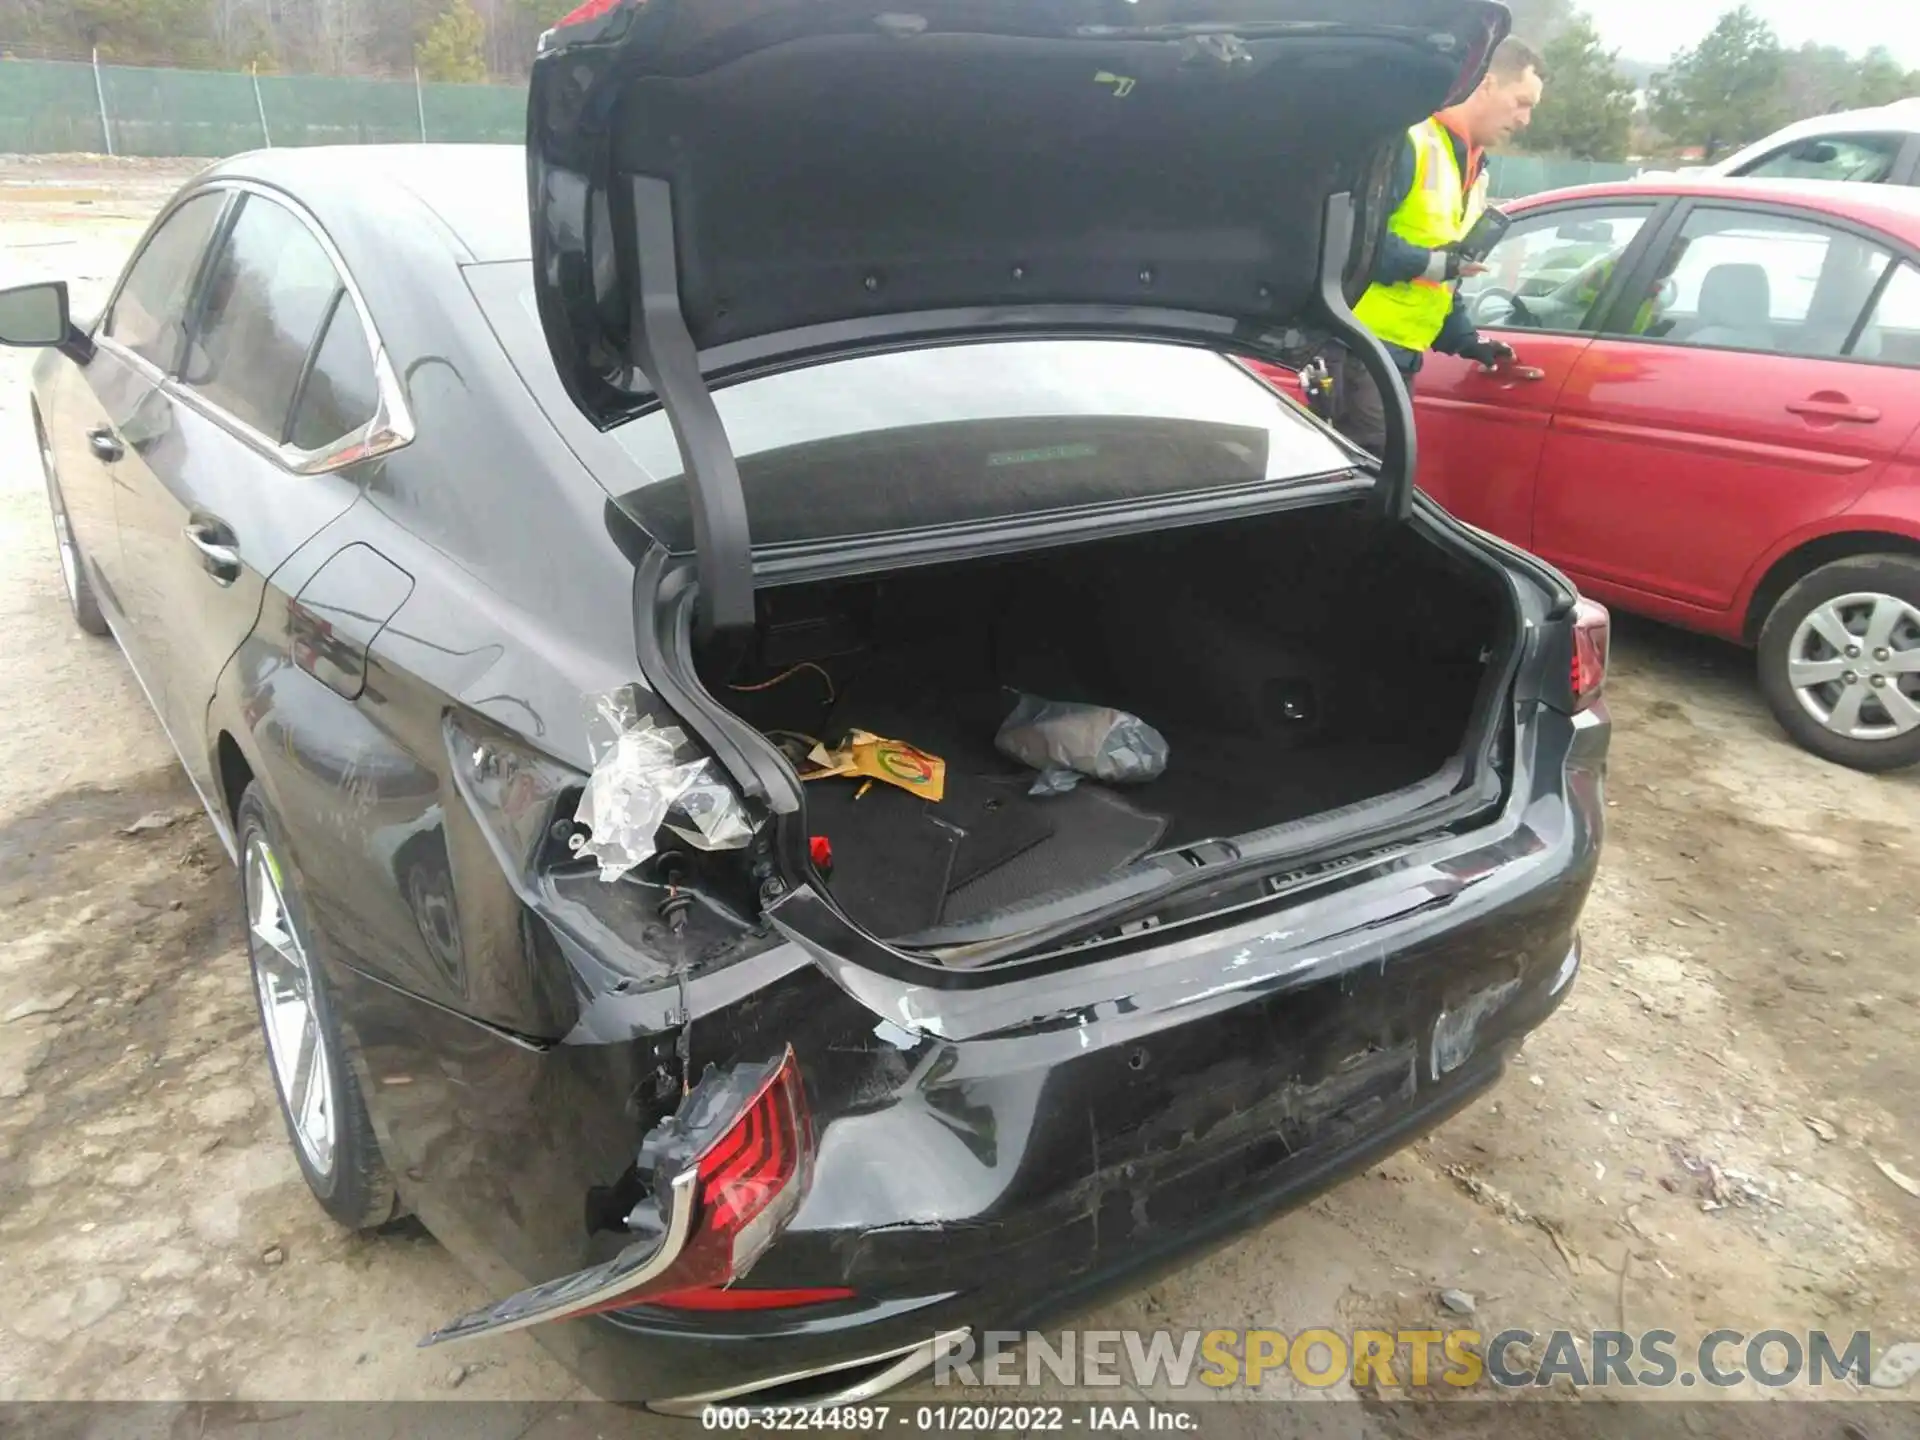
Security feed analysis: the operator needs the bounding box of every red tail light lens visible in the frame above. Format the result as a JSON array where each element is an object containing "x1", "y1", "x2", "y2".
[
  {"x1": 418, "y1": 1048, "x2": 820, "y2": 1346},
  {"x1": 1571, "y1": 599, "x2": 1611, "y2": 712},
  {"x1": 537, "y1": 0, "x2": 632, "y2": 52},
  {"x1": 569, "y1": 1046, "x2": 814, "y2": 1320},
  {"x1": 679, "y1": 1046, "x2": 812, "y2": 1279},
  {"x1": 643, "y1": 1284, "x2": 856, "y2": 1312},
  {"x1": 552, "y1": 0, "x2": 622, "y2": 29}
]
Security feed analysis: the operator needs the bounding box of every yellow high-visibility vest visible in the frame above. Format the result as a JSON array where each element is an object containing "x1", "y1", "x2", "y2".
[{"x1": 1353, "y1": 118, "x2": 1490, "y2": 352}]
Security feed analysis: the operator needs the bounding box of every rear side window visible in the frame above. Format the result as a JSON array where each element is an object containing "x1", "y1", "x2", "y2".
[
  {"x1": 183, "y1": 195, "x2": 344, "y2": 441},
  {"x1": 1607, "y1": 207, "x2": 1894, "y2": 359},
  {"x1": 104, "y1": 191, "x2": 226, "y2": 370},
  {"x1": 1734, "y1": 134, "x2": 1905, "y2": 184},
  {"x1": 288, "y1": 295, "x2": 379, "y2": 451}
]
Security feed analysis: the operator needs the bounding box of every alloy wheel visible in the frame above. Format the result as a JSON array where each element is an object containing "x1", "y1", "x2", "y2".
[
  {"x1": 1787, "y1": 591, "x2": 1920, "y2": 742},
  {"x1": 245, "y1": 834, "x2": 336, "y2": 1177}
]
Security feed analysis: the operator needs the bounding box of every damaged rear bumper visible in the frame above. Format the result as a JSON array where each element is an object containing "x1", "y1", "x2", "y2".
[
  {"x1": 637, "y1": 1024, "x2": 1532, "y2": 1414},
  {"x1": 399, "y1": 706, "x2": 1602, "y2": 1408}
]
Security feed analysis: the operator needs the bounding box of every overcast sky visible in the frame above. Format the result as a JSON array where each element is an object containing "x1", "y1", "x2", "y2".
[{"x1": 1586, "y1": 0, "x2": 1920, "y2": 68}]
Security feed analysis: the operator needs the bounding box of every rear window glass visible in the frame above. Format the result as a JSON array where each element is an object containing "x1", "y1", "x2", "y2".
[{"x1": 607, "y1": 340, "x2": 1354, "y2": 551}]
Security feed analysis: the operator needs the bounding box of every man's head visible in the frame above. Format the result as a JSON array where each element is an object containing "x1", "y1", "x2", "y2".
[{"x1": 1447, "y1": 37, "x2": 1545, "y2": 149}]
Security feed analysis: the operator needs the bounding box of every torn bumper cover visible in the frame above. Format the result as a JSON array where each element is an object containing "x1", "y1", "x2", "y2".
[{"x1": 421, "y1": 1048, "x2": 810, "y2": 1346}]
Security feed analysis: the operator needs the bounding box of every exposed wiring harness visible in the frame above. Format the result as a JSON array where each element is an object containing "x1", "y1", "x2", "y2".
[{"x1": 728, "y1": 661, "x2": 836, "y2": 704}]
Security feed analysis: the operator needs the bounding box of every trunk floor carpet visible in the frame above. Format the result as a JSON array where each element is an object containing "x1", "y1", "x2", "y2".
[
  {"x1": 1140, "y1": 732, "x2": 1441, "y2": 847},
  {"x1": 798, "y1": 667, "x2": 1442, "y2": 937},
  {"x1": 807, "y1": 680, "x2": 1169, "y2": 938}
]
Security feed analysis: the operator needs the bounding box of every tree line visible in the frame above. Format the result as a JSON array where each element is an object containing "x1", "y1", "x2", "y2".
[
  {"x1": 0, "y1": 0, "x2": 570, "y2": 80},
  {"x1": 3, "y1": 0, "x2": 1916, "y2": 140},
  {"x1": 1508, "y1": 0, "x2": 1917, "y2": 163}
]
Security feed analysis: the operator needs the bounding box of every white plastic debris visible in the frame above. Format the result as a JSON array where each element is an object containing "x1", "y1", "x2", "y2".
[{"x1": 571, "y1": 687, "x2": 753, "y2": 882}]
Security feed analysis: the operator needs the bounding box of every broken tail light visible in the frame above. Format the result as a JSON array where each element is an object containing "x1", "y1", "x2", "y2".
[
  {"x1": 1571, "y1": 599, "x2": 1611, "y2": 712},
  {"x1": 642, "y1": 1283, "x2": 856, "y2": 1311},
  {"x1": 420, "y1": 1048, "x2": 818, "y2": 1346},
  {"x1": 537, "y1": 0, "x2": 634, "y2": 53}
]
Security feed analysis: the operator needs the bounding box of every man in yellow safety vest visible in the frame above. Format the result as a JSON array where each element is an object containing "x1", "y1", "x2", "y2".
[{"x1": 1325, "y1": 37, "x2": 1546, "y2": 454}]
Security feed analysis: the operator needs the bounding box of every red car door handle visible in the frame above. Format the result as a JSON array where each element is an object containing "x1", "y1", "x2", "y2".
[{"x1": 1787, "y1": 397, "x2": 1881, "y2": 424}]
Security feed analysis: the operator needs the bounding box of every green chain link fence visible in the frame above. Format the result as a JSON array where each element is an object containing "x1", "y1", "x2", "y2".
[
  {"x1": 0, "y1": 56, "x2": 526, "y2": 156},
  {"x1": 1486, "y1": 153, "x2": 1646, "y2": 198},
  {"x1": 2, "y1": 55, "x2": 1647, "y2": 197}
]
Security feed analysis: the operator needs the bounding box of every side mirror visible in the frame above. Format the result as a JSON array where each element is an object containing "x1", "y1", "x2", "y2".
[{"x1": 0, "y1": 281, "x2": 95, "y2": 362}]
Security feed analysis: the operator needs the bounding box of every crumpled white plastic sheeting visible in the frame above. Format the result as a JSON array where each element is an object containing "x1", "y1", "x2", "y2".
[{"x1": 571, "y1": 687, "x2": 754, "y2": 882}]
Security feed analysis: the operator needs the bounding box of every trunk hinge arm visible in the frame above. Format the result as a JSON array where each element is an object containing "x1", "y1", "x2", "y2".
[
  {"x1": 1312, "y1": 193, "x2": 1416, "y2": 524},
  {"x1": 625, "y1": 175, "x2": 756, "y2": 637}
]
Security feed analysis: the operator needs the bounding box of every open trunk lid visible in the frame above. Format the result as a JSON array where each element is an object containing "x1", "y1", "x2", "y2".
[{"x1": 527, "y1": 0, "x2": 1511, "y2": 631}]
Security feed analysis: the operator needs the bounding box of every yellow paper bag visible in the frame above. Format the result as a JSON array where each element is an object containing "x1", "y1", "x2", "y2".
[{"x1": 802, "y1": 730, "x2": 946, "y2": 802}]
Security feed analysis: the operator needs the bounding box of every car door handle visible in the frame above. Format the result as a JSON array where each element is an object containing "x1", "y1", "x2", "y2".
[
  {"x1": 1474, "y1": 363, "x2": 1547, "y2": 386},
  {"x1": 87, "y1": 426, "x2": 123, "y2": 462},
  {"x1": 1787, "y1": 397, "x2": 1881, "y2": 424},
  {"x1": 182, "y1": 521, "x2": 241, "y2": 586}
]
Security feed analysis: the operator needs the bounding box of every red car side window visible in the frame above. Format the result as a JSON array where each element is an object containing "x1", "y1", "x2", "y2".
[
  {"x1": 1852, "y1": 262, "x2": 1920, "y2": 366},
  {"x1": 1607, "y1": 207, "x2": 1896, "y2": 360}
]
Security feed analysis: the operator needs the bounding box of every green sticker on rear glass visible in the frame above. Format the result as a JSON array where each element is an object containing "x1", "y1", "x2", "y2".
[{"x1": 986, "y1": 443, "x2": 1098, "y2": 467}]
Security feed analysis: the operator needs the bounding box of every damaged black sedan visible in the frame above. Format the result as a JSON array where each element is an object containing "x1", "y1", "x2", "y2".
[{"x1": 5, "y1": 0, "x2": 1605, "y2": 1412}]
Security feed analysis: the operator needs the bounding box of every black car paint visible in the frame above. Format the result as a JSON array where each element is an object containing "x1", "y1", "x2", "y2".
[{"x1": 27, "y1": 139, "x2": 1604, "y2": 1406}]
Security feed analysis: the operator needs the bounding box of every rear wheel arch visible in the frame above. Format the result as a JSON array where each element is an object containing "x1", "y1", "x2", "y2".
[{"x1": 1743, "y1": 531, "x2": 1920, "y2": 645}]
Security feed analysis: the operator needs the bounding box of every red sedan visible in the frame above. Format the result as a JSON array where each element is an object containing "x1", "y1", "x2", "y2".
[{"x1": 1411, "y1": 178, "x2": 1920, "y2": 771}]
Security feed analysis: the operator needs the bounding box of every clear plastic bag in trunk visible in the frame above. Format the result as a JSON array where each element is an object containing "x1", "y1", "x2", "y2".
[{"x1": 994, "y1": 693, "x2": 1169, "y2": 795}]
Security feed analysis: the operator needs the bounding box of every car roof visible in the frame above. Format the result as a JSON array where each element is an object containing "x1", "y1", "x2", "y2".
[
  {"x1": 1510, "y1": 176, "x2": 1920, "y2": 244},
  {"x1": 1706, "y1": 101, "x2": 1920, "y2": 176},
  {"x1": 199, "y1": 144, "x2": 530, "y2": 263},
  {"x1": 1736, "y1": 99, "x2": 1920, "y2": 148}
]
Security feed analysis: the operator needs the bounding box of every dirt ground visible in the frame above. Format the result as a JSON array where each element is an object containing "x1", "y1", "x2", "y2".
[{"x1": 2, "y1": 157, "x2": 1919, "y2": 1426}]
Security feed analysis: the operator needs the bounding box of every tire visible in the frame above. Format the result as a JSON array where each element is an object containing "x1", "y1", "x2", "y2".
[
  {"x1": 1757, "y1": 555, "x2": 1920, "y2": 774},
  {"x1": 36, "y1": 415, "x2": 111, "y2": 638},
  {"x1": 236, "y1": 783, "x2": 398, "y2": 1229}
]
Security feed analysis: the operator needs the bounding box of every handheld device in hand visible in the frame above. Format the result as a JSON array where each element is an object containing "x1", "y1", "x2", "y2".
[{"x1": 1456, "y1": 207, "x2": 1512, "y2": 263}]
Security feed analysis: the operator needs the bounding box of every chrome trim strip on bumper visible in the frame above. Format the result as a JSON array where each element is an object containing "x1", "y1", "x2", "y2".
[{"x1": 647, "y1": 1326, "x2": 973, "y2": 1417}]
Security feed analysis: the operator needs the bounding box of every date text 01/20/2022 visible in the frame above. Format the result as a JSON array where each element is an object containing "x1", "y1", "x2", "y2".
[{"x1": 700, "y1": 1406, "x2": 1199, "y2": 1431}]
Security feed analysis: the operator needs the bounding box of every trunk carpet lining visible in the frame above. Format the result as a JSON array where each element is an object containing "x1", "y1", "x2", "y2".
[
  {"x1": 710, "y1": 512, "x2": 1498, "y2": 941},
  {"x1": 1140, "y1": 733, "x2": 1441, "y2": 847},
  {"x1": 804, "y1": 675, "x2": 1171, "y2": 938},
  {"x1": 801, "y1": 671, "x2": 1433, "y2": 939}
]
